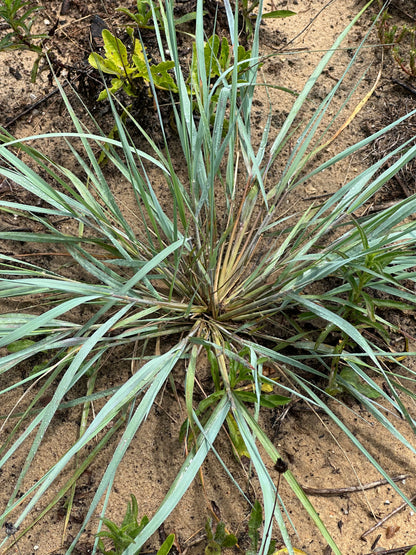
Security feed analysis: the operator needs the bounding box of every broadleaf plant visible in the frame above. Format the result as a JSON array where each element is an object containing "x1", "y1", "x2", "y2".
[
  {"x1": 117, "y1": 0, "x2": 197, "y2": 31},
  {"x1": 1, "y1": 0, "x2": 416, "y2": 554},
  {"x1": 89, "y1": 28, "x2": 178, "y2": 100}
]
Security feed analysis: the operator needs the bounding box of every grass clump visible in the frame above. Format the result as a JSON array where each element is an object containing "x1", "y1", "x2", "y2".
[{"x1": 0, "y1": 0, "x2": 416, "y2": 553}]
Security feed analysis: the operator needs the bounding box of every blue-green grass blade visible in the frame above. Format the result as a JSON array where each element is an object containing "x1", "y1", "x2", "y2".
[
  {"x1": 7, "y1": 343, "x2": 186, "y2": 531},
  {"x1": 122, "y1": 395, "x2": 231, "y2": 554},
  {"x1": 0, "y1": 295, "x2": 99, "y2": 349},
  {"x1": 232, "y1": 395, "x2": 291, "y2": 553},
  {"x1": 268, "y1": 0, "x2": 375, "y2": 170},
  {"x1": 282, "y1": 366, "x2": 416, "y2": 513},
  {"x1": 234, "y1": 397, "x2": 342, "y2": 554},
  {"x1": 67, "y1": 343, "x2": 188, "y2": 554},
  {"x1": 0, "y1": 133, "x2": 168, "y2": 171}
]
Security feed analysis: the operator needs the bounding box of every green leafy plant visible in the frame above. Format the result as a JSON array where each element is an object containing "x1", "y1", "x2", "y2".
[
  {"x1": 376, "y1": 6, "x2": 416, "y2": 76},
  {"x1": 192, "y1": 34, "x2": 252, "y2": 82},
  {"x1": 117, "y1": 0, "x2": 160, "y2": 30},
  {"x1": 117, "y1": 0, "x2": 197, "y2": 31},
  {"x1": 0, "y1": 0, "x2": 48, "y2": 81},
  {"x1": 1, "y1": 1, "x2": 416, "y2": 554},
  {"x1": 187, "y1": 33, "x2": 252, "y2": 127},
  {"x1": 88, "y1": 28, "x2": 178, "y2": 100},
  {"x1": 204, "y1": 519, "x2": 238, "y2": 554},
  {"x1": 246, "y1": 500, "x2": 276, "y2": 555},
  {"x1": 96, "y1": 495, "x2": 174, "y2": 555}
]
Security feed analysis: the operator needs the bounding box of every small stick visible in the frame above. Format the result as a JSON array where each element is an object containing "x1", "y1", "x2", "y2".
[
  {"x1": 2, "y1": 71, "x2": 85, "y2": 129},
  {"x1": 2, "y1": 86, "x2": 63, "y2": 129},
  {"x1": 392, "y1": 78, "x2": 416, "y2": 96},
  {"x1": 301, "y1": 474, "x2": 409, "y2": 496},
  {"x1": 361, "y1": 492, "x2": 416, "y2": 540},
  {"x1": 370, "y1": 534, "x2": 382, "y2": 551}
]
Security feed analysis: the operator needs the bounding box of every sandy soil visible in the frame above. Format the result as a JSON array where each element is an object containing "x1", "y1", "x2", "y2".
[{"x1": 1, "y1": 0, "x2": 416, "y2": 554}]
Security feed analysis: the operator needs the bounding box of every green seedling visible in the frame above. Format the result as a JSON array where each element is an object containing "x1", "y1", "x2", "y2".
[
  {"x1": 0, "y1": 0, "x2": 48, "y2": 81},
  {"x1": 117, "y1": 0, "x2": 197, "y2": 31},
  {"x1": 192, "y1": 34, "x2": 252, "y2": 83},
  {"x1": 88, "y1": 28, "x2": 178, "y2": 100},
  {"x1": 117, "y1": 0, "x2": 159, "y2": 30},
  {"x1": 96, "y1": 494, "x2": 174, "y2": 555},
  {"x1": 377, "y1": 7, "x2": 416, "y2": 77},
  {"x1": 204, "y1": 519, "x2": 238, "y2": 555},
  {"x1": 314, "y1": 221, "x2": 416, "y2": 394},
  {"x1": 247, "y1": 500, "x2": 276, "y2": 555}
]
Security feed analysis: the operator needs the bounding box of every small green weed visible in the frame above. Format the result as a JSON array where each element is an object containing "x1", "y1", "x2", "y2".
[
  {"x1": 0, "y1": 0, "x2": 48, "y2": 81},
  {"x1": 96, "y1": 494, "x2": 174, "y2": 555},
  {"x1": 117, "y1": 0, "x2": 159, "y2": 30},
  {"x1": 181, "y1": 347, "x2": 290, "y2": 458},
  {"x1": 246, "y1": 500, "x2": 276, "y2": 555},
  {"x1": 376, "y1": 6, "x2": 416, "y2": 77},
  {"x1": 203, "y1": 501, "x2": 278, "y2": 555},
  {"x1": 188, "y1": 34, "x2": 252, "y2": 126},
  {"x1": 88, "y1": 28, "x2": 178, "y2": 100},
  {"x1": 117, "y1": 0, "x2": 197, "y2": 31},
  {"x1": 204, "y1": 519, "x2": 238, "y2": 554},
  {"x1": 191, "y1": 34, "x2": 252, "y2": 83}
]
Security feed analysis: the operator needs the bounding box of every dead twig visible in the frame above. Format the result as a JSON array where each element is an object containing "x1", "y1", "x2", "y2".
[
  {"x1": 390, "y1": 2, "x2": 416, "y2": 22},
  {"x1": 361, "y1": 492, "x2": 416, "y2": 540},
  {"x1": 301, "y1": 474, "x2": 409, "y2": 496},
  {"x1": 2, "y1": 86, "x2": 63, "y2": 129},
  {"x1": 2, "y1": 70, "x2": 88, "y2": 129},
  {"x1": 392, "y1": 78, "x2": 416, "y2": 96}
]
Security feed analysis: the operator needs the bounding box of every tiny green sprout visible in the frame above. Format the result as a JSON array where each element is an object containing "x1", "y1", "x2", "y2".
[
  {"x1": 191, "y1": 34, "x2": 252, "y2": 88},
  {"x1": 88, "y1": 29, "x2": 178, "y2": 100},
  {"x1": 117, "y1": 0, "x2": 159, "y2": 30},
  {"x1": 189, "y1": 34, "x2": 253, "y2": 124},
  {"x1": 204, "y1": 518, "x2": 238, "y2": 555},
  {"x1": 96, "y1": 494, "x2": 174, "y2": 555}
]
